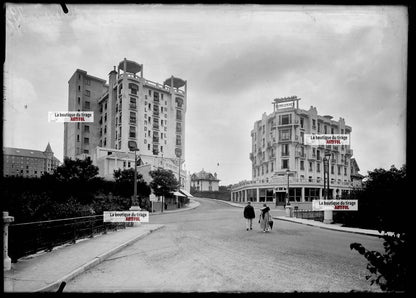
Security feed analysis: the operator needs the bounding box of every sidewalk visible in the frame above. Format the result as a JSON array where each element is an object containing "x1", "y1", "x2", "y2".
[
  {"x1": 3, "y1": 199, "x2": 200, "y2": 293},
  {"x1": 206, "y1": 198, "x2": 387, "y2": 237},
  {"x1": 150, "y1": 199, "x2": 200, "y2": 215}
]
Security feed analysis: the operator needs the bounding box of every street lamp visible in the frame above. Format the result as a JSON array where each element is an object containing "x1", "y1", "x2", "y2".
[
  {"x1": 323, "y1": 151, "x2": 333, "y2": 224},
  {"x1": 286, "y1": 168, "x2": 290, "y2": 206},
  {"x1": 128, "y1": 143, "x2": 140, "y2": 208},
  {"x1": 323, "y1": 151, "x2": 331, "y2": 200}
]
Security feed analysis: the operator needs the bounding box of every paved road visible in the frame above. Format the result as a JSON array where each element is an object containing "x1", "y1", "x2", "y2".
[{"x1": 64, "y1": 198, "x2": 384, "y2": 292}]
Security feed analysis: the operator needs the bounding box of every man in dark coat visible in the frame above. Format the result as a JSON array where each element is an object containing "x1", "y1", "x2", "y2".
[{"x1": 243, "y1": 201, "x2": 255, "y2": 231}]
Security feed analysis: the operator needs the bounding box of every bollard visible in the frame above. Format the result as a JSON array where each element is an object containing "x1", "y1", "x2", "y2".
[
  {"x1": 3, "y1": 211, "x2": 15, "y2": 271},
  {"x1": 323, "y1": 210, "x2": 333, "y2": 224},
  {"x1": 285, "y1": 206, "x2": 294, "y2": 217}
]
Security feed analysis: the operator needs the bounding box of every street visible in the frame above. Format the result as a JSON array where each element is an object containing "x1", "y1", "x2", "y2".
[{"x1": 64, "y1": 198, "x2": 384, "y2": 292}]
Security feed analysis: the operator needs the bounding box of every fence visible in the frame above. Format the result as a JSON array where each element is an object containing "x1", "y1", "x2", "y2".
[
  {"x1": 293, "y1": 209, "x2": 324, "y2": 221},
  {"x1": 8, "y1": 215, "x2": 126, "y2": 263}
]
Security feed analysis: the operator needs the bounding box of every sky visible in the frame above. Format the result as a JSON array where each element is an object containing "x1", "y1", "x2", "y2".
[{"x1": 4, "y1": 4, "x2": 407, "y2": 186}]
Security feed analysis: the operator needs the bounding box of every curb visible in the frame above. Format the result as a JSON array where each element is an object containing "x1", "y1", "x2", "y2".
[
  {"x1": 34, "y1": 224, "x2": 165, "y2": 292},
  {"x1": 151, "y1": 199, "x2": 200, "y2": 215},
  {"x1": 273, "y1": 216, "x2": 383, "y2": 237}
]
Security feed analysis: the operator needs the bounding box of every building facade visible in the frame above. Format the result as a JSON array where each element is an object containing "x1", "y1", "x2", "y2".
[
  {"x1": 191, "y1": 169, "x2": 220, "y2": 191},
  {"x1": 64, "y1": 58, "x2": 188, "y2": 187},
  {"x1": 3, "y1": 143, "x2": 60, "y2": 178},
  {"x1": 231, "y1": 96, "x2": 361, "y2": 208}
]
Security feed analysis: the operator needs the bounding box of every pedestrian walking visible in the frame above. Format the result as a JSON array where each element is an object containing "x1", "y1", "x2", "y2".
[
  {"x1": 243, "y1": 201, "x2": 255, "y2": 231},
  {"x1": 258, "y1": 204, "x2": 272, "y2": 232}
]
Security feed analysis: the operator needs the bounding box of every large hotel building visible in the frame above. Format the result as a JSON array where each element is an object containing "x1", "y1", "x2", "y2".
[
  {"x1": 231, "y1": 96, "x2": 362, "y2": 208},
  {"x1": 63, "y1": 58, "x2": 189, "y2": 189}
]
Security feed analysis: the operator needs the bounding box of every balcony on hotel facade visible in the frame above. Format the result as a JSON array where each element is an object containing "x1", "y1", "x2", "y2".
[
  {"x1": 295, "y1": 151, "x2": 306, "y2": 159},
  {"x1": 129, "y1": 103, "x2": 136, "y2": 111}
]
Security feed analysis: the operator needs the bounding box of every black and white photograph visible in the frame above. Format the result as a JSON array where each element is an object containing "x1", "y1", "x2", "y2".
[{"x1": 3, "y1": 3, "x2": 409, "y2": 293}]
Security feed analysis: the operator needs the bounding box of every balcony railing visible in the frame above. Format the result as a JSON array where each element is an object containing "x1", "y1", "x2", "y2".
[{"x1": 295, "y1": 151, "x2": 306, "y2": 158}]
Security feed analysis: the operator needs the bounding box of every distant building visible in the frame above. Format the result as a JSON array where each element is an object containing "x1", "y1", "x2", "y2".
[
  {"x1": 3, "y1": 143, "x2": 61, "y2": 178},
  {"x1": 350, "y1": 158, "x2": 364, "y2": 189},
  {"x1": 191, "y1": 169, "x2": 220, "y2": 191}
]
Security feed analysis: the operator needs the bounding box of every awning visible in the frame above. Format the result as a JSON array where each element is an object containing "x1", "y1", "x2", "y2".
[
  {"x1": 172, "y1": 191, "x2": 185, "y2": 197},
  {"x1": 179, "y1": 189, "x2": 194, "y2": 198}
]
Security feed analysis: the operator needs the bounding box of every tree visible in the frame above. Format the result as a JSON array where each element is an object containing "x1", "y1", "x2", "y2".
[
  {"x1": 52, "y1": 157, "x2": 100, "y2": 182},
  {"x1": 149, "y1": 168, "x2": 178, "y2": 198},
  {"x1": 44, "y1": 157, "x2": 102, "y2": 204},
  {"x1": 113, "y1": 168, "x2": 151, "y2": 199},
  {"x1": 350, "y1": 164, "x2": 408, "y2": 292}
]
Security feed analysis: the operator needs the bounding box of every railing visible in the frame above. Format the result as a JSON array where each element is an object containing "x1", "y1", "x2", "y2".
[
  {"x1": 8, "y1": 215, "x2": 127, "y2": 262},
  {"x1": 293, "y1": 210, "x2": 324, "y2": 221}
]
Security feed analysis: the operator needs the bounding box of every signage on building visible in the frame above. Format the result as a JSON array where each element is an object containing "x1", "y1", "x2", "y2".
[
  {"x1": 103, "y1": 211, "x2": 149, "y2": 222},
  {"x1": 305, "y1": 134, "x2": 350, "y2": 146},
  {"x1": 312, "y1": 200, "x2": 358, "y2": 211},
  {"x1": 277, "y1": 101, "x2": 294, "y2": 109}
]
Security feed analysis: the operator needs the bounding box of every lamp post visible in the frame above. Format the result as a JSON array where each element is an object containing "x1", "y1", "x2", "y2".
[
  {"x1": 323, "y1": 151, "x2": 333, "y2": 224},
  {"x1": 128, "y1": 144, "x2": 141, "y2": 211},
  {"x1": 286, "y1": 168, "x2": 290, "y2": 206}
]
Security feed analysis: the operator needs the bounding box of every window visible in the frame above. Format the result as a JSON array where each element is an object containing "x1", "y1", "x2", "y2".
[
  {"x1": 344, "y1": 167, "x2": 347, "y2": 175},
  {"x1": 83, "y1": 149, "x2": 89, "y2": 154},
  {"x1": 280, "y1": 114, "x2": 291, "y2": 125},
  {"x1": 85, "y1": 79, "x2": 91, "y2": 85},
  {"x1": 176, "y1": 109, "x2": 182, "y2": 121},
  {"x1": 84, "y1": 90, "x2": 90, "y2": 97},
  {"x1": 300, "y1": 160, "x2": 304, "y2": 170},
  {"x1": 331, "y1": 165, "x2": 334, "y2": 174},
  {"x1": 279, "y1": 129, "x2": 291, "y2": 141},
  {"x1": 84, "y1": 137, "x2": 89, "y2": 144},
  {"x1": 104, "y1": 113, "x2": 107, "y2": 122},
  {"x1": 77, "y1": 97, "x2": 81, "y2": 105},
  {"x1": 129, "y1": 126, "x2": 136, "y2": 138},
  {"x1": 129, "y1": 83, "x2": 138, "y2": 95},
  {"x1": 77, "y1": 135, "x2": 80, "y2": 142},
  {"x1": 77, "y1": 122, "x2": 80, "y2": 129},
  {"x1": 281, "y1": 144, "x2": 289, "y2": 156},
  {"x1": 78, "y1": 85, "x2": 81, "y2": 91},
  {"x1": 282, "y1": 159, "x2": 289, "y2": 169},
  {"x1": 318, "y1": 123, "x2": 321, "y2": 132},
  {"x1": 317, "y1": 163, "x2": 321, "y2": 173},
  {"x1": 128, "y1": 162, "x2": 131, "y2": 167},
  {"x1": 309, "y1": 161, "x2": 313, "y2": 171},
  {"x1": 338, "y1": 166, "x2": 341, "y2": 175},
  {"x1": 84, "y1": 125, "x2": 89, "y2": 132}
]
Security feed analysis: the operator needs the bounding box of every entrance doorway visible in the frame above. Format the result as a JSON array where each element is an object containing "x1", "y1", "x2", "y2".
[{"x1": 275, "y1": 192, "x2": 286, "y2": 206}]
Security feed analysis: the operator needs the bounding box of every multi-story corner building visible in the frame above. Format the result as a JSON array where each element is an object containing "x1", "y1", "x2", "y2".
[
  {"x1": 3, "y1": 143, "x2": 60, "y2": 178},
  {"x1": 231, "y1": 96, "x2": 361, "y2": 209},
  {"x1": 64, "y1": 58, "x2": 189, "y2": 188},
  {"x1": 191, "y1": 169, "x2": 220, "y2": 191}
]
